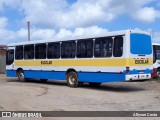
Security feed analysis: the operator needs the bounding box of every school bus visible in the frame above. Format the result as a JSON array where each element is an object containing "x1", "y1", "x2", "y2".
[{"x1": 6, "y1": 30, "x2": 153, "y2": 87}]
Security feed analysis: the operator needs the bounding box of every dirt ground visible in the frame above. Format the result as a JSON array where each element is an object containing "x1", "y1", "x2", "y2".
[{"x1": 0, "y1": 74, "x2": 160, "y2": 120}]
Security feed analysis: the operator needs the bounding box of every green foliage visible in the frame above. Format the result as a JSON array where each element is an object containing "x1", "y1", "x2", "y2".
[{"x1": 151, "y1": 78, "x2": 160, "y2": 82}]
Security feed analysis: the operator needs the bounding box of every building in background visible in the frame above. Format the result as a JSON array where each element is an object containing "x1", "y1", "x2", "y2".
[{"x1": 0, "y1": 45, "x2": 7, "y2": 74}]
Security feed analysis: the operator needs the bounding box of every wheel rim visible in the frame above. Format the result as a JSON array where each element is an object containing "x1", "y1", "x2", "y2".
[
  {"x1": 68, "y1": 75, "x2": 76, "y2": 85},
  {"x1": 19, "y1": 72, "x2": 24, "y2": 80}
]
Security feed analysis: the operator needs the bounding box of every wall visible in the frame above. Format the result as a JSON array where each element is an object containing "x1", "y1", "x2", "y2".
[{"x1": 0, "y1": 50, "x2": 6, "y2": 74}]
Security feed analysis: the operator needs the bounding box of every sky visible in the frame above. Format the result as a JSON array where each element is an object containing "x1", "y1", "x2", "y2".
[{"x1": 0, "y1": 0, "x2": 160, "y2": 45}]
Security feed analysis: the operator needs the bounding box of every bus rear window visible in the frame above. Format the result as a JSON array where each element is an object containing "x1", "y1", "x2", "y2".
[{"x1": 130, "y1": 33, "x2": 152, "y2": 55}]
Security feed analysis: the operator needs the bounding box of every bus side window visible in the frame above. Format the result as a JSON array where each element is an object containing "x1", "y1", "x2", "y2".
[
  {"x1": 35, "y1": 44, "x2": 46, "y2": 59},
  {"x1": 47, "y1": 42, "x2": 60, "y2": 59},
  {"x1": 24, "y1": 45, "x2": 34, "y2": 59},
  {"x1": 77, "y1": 39, "x2": 93, "y2": 58},
  {"x1": 77, "y1": 41, "x2": 85, "y2": 58},
  {"x1": 113, "y1": 36, "x2": 123, "y2": 57},
  {"x1": 61, "y1": 41, "x2": 76, "y2": 58},
  {"x1": 95, "y1": 44, "x2": 100, "y2": 56},
  {"x1": 15, "y1": 46, "x2": 23, "y2": 60},
  {"x1": 94, "y1": 37, "x2": 113, "y2": 57},
  {"x1": 69, "y1": 42, "x2": 76, "y2": 58},
  {"x1": 156, "y1": 50, "x2": 160, "y2": 60},
  {"x1": 86, "y1": 40, "x2": 93, "y2": 57}
]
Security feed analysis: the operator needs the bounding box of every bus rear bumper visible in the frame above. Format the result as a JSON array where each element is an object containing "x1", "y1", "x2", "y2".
[{"x1": 125, "y1": 74, "x2": 151, "y2": 81}]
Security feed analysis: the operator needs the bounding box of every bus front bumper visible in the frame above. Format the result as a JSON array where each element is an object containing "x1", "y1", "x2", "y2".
[{"x1": 125, "y1": 74, "x2": 151, "y2": 81}]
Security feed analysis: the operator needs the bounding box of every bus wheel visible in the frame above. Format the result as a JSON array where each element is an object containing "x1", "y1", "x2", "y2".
[
  {"x1": 89, "y1": 82, "x2": 102, "y2": 87},
  {"x1": 17, "y1": 70, "x2": 26, "y2": 82},
  {"x1": 40, "y1": 79, "x2": 48, "y2": 83},
  {"x1": 66, "y1": 71, "x2": 82, "y2": 88}
]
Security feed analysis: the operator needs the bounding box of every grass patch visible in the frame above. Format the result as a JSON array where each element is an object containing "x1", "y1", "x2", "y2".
[{"x1": 151, "y1": 78, "x2": 160, "y2": 82}]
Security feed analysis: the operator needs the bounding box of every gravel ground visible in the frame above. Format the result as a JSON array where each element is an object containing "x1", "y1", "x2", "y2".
[{"x1": 0, "y1": 74, "x2": 160, "y2": 120}]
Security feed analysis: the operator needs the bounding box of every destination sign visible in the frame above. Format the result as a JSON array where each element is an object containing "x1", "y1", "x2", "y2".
[
  {"x1": 41, "y1": 61, "x2": 52, "y2": 65},
  {"x1": 135, "y1": 59, "x2": 149, "y2": 64}
]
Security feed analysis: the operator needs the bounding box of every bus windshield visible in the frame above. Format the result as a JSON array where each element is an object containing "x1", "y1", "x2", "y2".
[
  {"x1": 6, "y1": 49, "x2": 14, "y2": 65},
  {"x1": 130, "y1": 33, "x2": 152, "y2": 55}
]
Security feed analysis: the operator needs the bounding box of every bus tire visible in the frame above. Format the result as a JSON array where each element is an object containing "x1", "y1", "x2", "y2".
[
  {"x1": 66, "y1": 71, "x2": 82, "y2": 88},
  {"x1": 17, "y1": 70, "x2": 27, "y2": 82},
  {"x1": 40, "y1": 79, "x2": 48, "y2": 83},
  {"x1": 89, "y1": 82, "x2": 101, "y2": 87}
]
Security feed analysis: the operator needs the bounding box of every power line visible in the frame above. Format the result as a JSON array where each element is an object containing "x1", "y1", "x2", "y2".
[
  {"x1": 20, "y1": 0, "x2": 27, "y2": 23},
  {"x1": 20, "y1": 0, "x2": 31, "y2": 41}
]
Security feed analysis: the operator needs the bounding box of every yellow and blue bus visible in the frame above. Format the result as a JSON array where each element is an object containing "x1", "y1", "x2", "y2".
[{"x1": 6, "y1": 30, "x2": 153, "y2": 87}]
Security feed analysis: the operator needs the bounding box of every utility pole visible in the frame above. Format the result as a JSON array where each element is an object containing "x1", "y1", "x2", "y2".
[{"x1": 27, "y1": 21, "x2": 30, "y2": 41}]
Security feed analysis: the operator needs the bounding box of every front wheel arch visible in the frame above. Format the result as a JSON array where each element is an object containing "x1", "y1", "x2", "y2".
[
  {"x1": 17, "y1": 69, "x2": 27, "y2": 82},
  {"x1": 16, "y1": 68, "x2": 23, "y2": 77}
]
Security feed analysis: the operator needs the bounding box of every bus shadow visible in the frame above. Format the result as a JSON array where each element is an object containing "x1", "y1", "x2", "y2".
[
  {"x1": 8, "y1": 78, "x2": 146, "y2": 92},
  {"x1": 8, "y1": 78, "x2": 67, "y2": 87},
  {"x1": 82, "y1": 84, "x2": 145, "y2": 92}
]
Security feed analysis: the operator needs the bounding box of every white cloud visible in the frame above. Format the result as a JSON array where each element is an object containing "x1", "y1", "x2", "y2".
[
  {"x1": 22, "y1": 0, "x2": 69, "y2": 28},
  {"x1": 133, "y1": 7, "x2": 160, "y2": 23},
  {"x1": 0, "y1": 29, "x2": 26, "y2": 44},
  {"x1": 0, "y1": 17, "x2": 8, "y2": 29},
  {"x1": 31, "y1": 28, "x2": 56, "y2": 40},
  {"x1": 0, "y1": 0, "x2": 160, "y2": 44},
  {"x1": 0, "y1": 0, "x2": 19, "y2": 12},
  {"x1": 0, "y1": 25, "x2": 108, "y2": 44},
  {"x1": 1, "y1": 25, "x2": 159, "y2": 45},
  {"x1": 59, "y1": 0, "x2": 112, "y2": 28},
  {"x1": 152, "y1": 32, "x2": 160, "y2": 43},
  {"x1": 1, "y1": 0, "x2": 157, "y2": 28},
  {"x1": 54, "y1": 26, "x2": 108, "y2": 39}
]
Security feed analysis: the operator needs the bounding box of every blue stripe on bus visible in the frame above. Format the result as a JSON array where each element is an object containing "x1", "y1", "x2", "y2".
[
  {"x1": 124, "y1": 69, "x2": 153, "y2": 74},
  {"x1": 78, "y1": 72, "x2": 125, "y2": 82},
  {"x1": 24, "y1": 70, "x2": 66, "y2": 80},
  {"x1": 6, "y1": 69, "x2": 152, "y2": 82},
  {"x1": 6, "y1": 70, "x2": 17, "y2": 77}
]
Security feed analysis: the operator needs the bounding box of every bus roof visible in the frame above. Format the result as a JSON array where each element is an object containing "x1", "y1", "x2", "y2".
[
  {"x1": 8, "y1": 30, "x2": 150, "y2": 47},
  {"x1": 153, "y1": 43, "x2": 160, "y2": 46}
]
